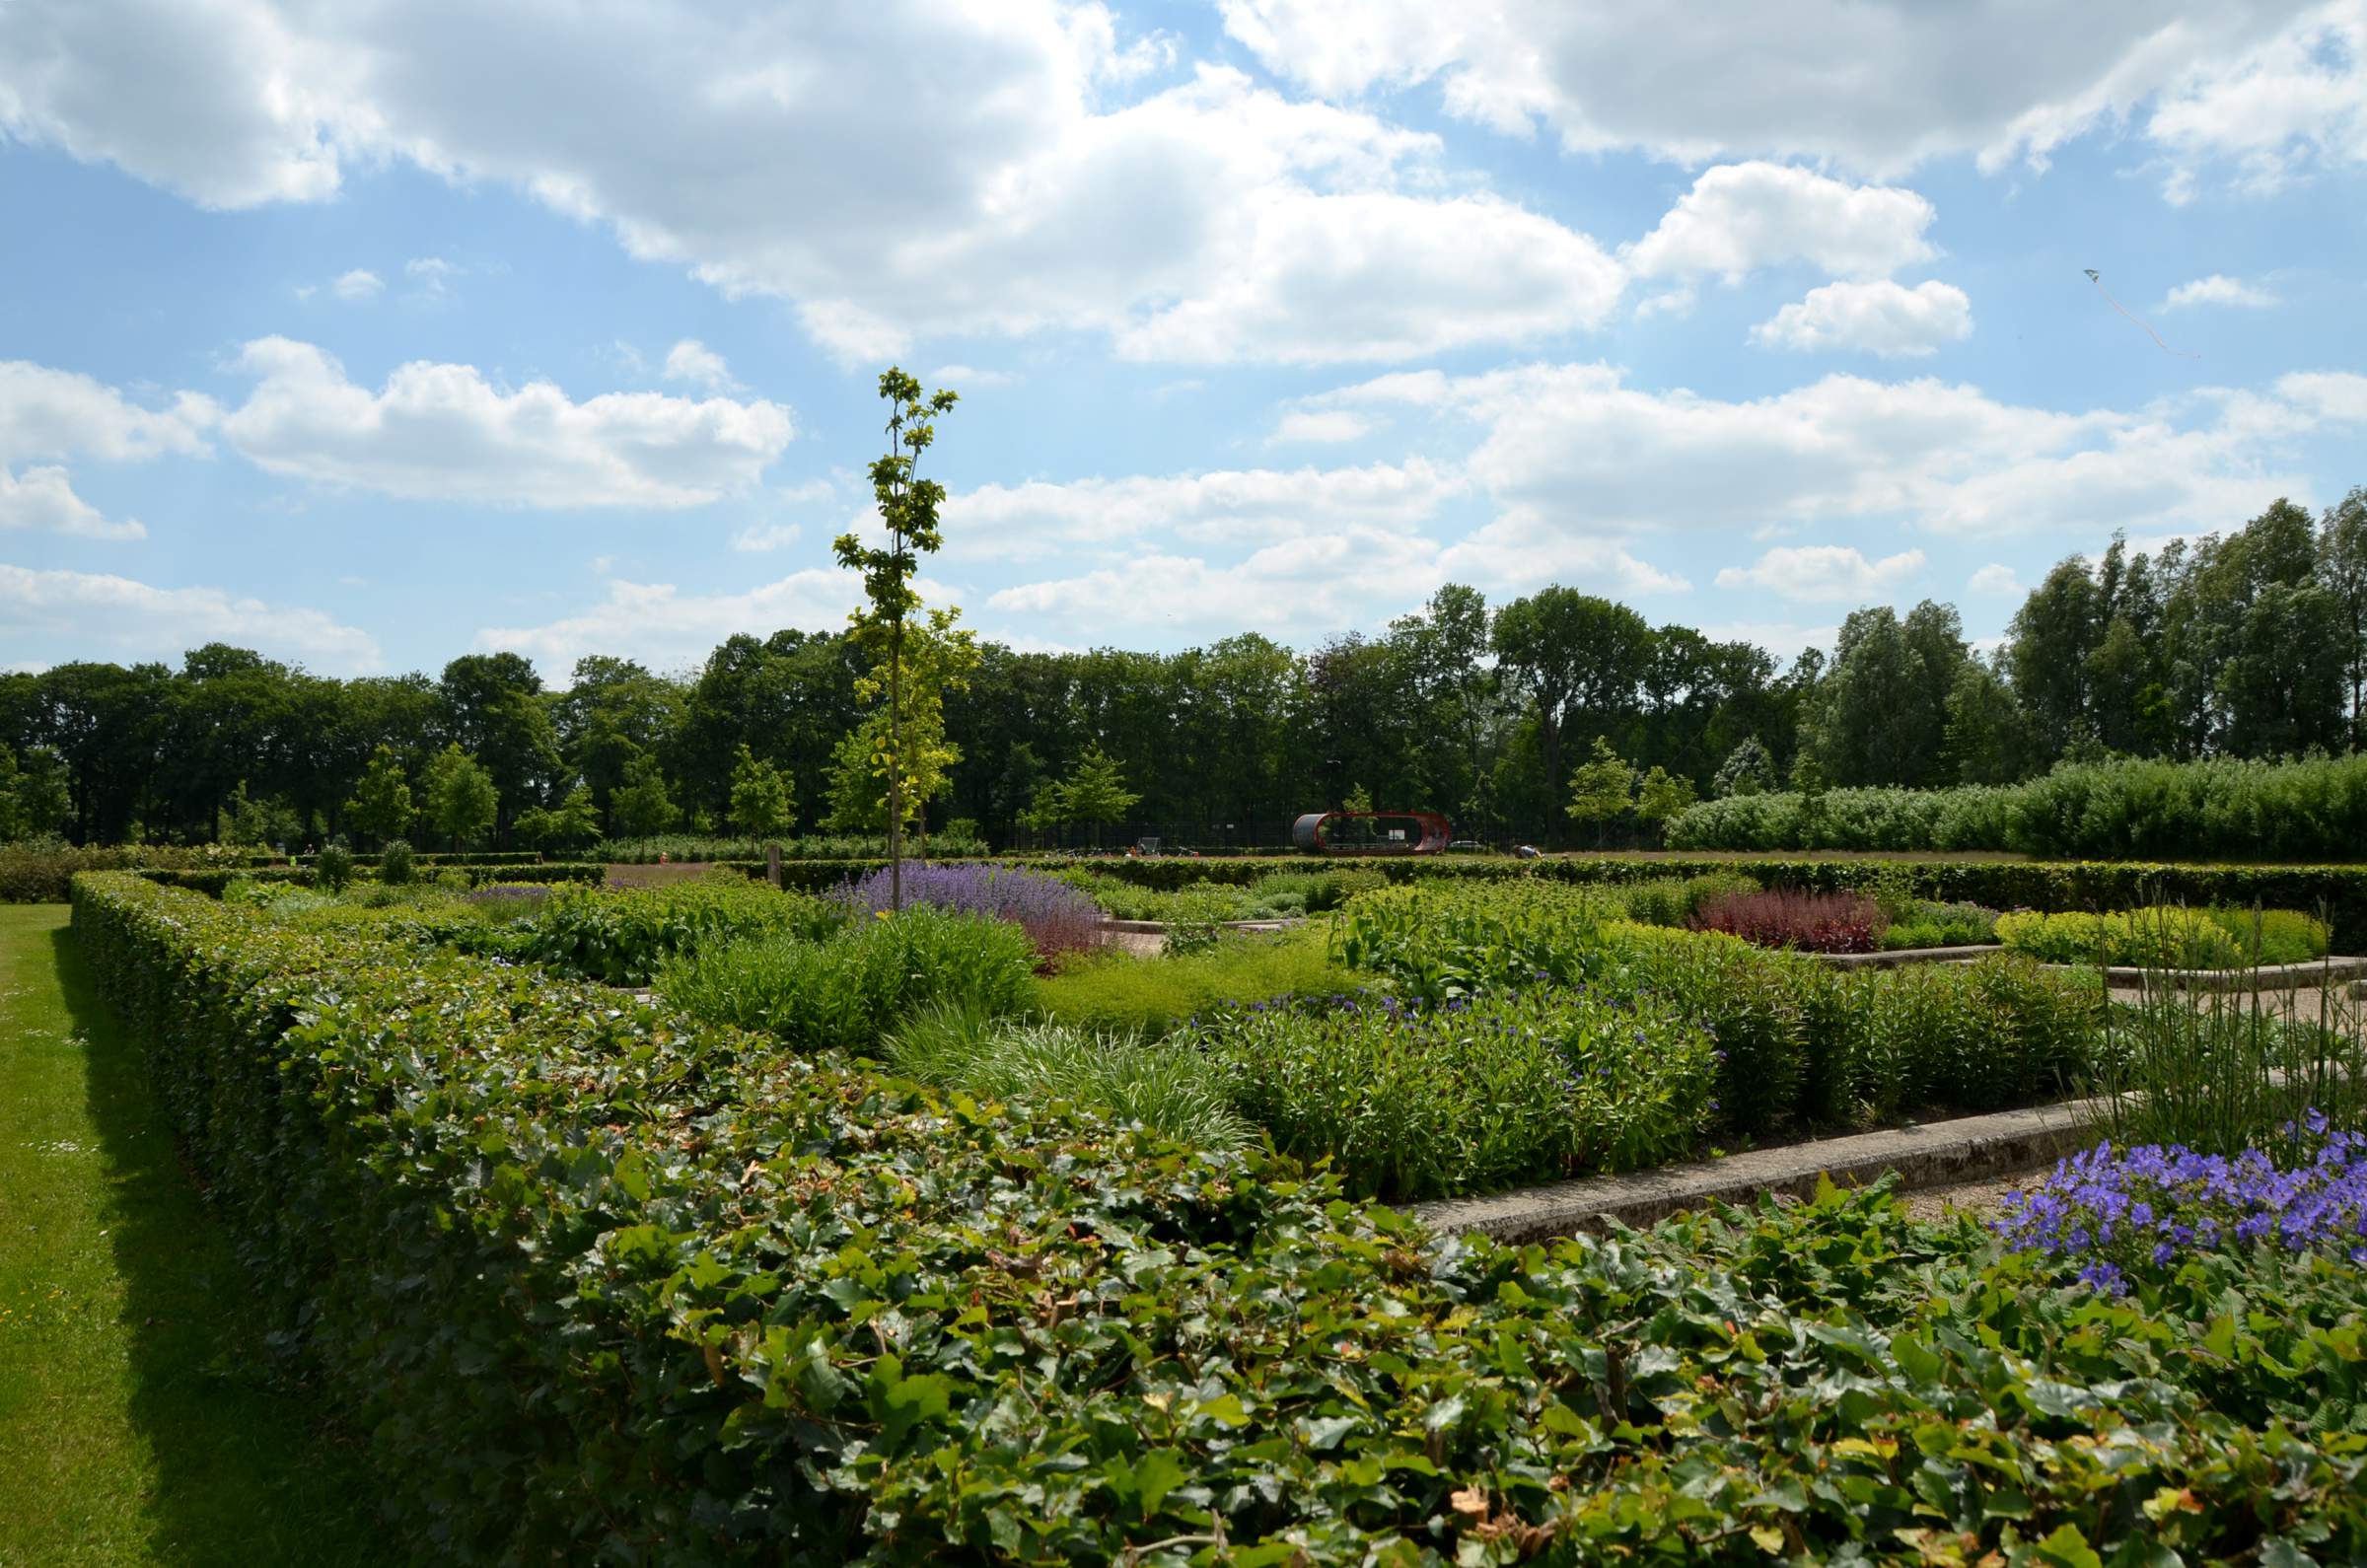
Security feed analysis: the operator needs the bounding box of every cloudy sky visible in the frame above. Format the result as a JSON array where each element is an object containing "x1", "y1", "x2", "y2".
[{"x1": 4, "y1": 0, "x2": 2364, "y2": 680}]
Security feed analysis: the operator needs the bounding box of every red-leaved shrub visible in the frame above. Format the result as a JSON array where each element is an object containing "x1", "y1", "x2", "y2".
[{"x1": 1692, "y1": 889, "x2": 1883, "y2": 954}]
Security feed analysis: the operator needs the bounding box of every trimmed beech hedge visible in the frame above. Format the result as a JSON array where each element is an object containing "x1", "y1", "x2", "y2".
[{"x1": 73, "y1": 873, "x2": 2367, "y2": 1563}]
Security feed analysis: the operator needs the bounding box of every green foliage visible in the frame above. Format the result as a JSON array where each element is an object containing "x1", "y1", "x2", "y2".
[
  {"x1": 596, "y1": 830, "x2": 989, "y2": 864},
  {"x1": 312, "y1": 838, "x2": 354, "y2": 891},
  {"x1": 1562, "y1": 735, "x2": 1633, "y2": 836},
  {"x1": 1670, "y1": 749, "x2": 2367, "y2": 862},
  {"x1": 1614, "y1": 872, "x2": 1758, "y2": 927},
  {"x1": 1033, "y1": 930, "x2": 1363, "y2": 1036},
  {"x1": 377, "y1": 837, "x2": 416, "y2": 886},
  {"x1": 522, "y1": 876, "x2": 845, "y2": 985},
  {"x1": 0, "y1": 744, "x2": 71, "y2": 839},
  {"x1": 606, "y1": 750, "x2": 680, "y2": 838},
  {"x1": 657, "y1": 905, "x2": 1034, "y2": 1053},
  {"x1": 1187, "y1": 987, "x2": 1715, "y2": 1200},
  {"x1": 513, "y1": 783, "x2": 601, "y2": 851},
  {"x1": 420, "y1": 743, "x2": 498, "y2": 850},
  {"x1": 1631, "y1": 763, "x2": 1694, "y2": 840},
  {"x1": 1331, "y1": 880, "x2": 1613, "y2": 1003},
  {"x1": 343, "y1": 745, "x2": 414, "y2": 846},
  {"x1": 217, "y1": 779, "x2": 303, "y2": 848},
  {"x1": 2086, "y1": 978, "x2": 2367, "y2": 1156},
  {"x1": 884, "y1": 1004, "x2": 1249, "y2": 1152},
  {"x1": 1878, "y1": 898, "x2": 2000, "y2": 950},
  {"x1": 1711, "y1": 735, "x2": 1776, "y2": 799},
  {"x1": 1995, "y1": 905, "x2": 2331, "y2": 968},
  {"x1": 1027, "y1": 743, "x2": 1141, "y2": 842},
  {"x1": 728, "y1": 745, "x2": 795, "y2": 837},
  {"x1": 66, "y1": 874, "x2": 2367, "y2": 1564}
]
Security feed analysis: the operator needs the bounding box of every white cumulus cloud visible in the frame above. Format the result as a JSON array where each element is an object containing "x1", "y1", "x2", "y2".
[
  {"x1": 0, "y1": 563, "x2": 380, "y2": 671},
  {"x1": 1751, "y1": 280, "x2": 1973, "y2": 357},
  {"x1": 1970, "y1": 562, "x2": 2024, "y2": 595},
  {"x1": 662, "y1": 338, "x2": 743, "y2": 393},
  {"x1": 218, "y1": 337, "x2": 795, "y2": 508},
  {"x1": 2160, "y1": 273, "x2": 2280, "y2": 310},
  {"x1": 1268, "y1": 409, "x2": 1377, "y2": 445},
  {"x1": 0, "y1": 464, "x2": 145, "y2": 540},
  {"x1": 331, "y1": 267, "x2": 382, "y2": 300},
  {"x1": 1624, "y1": 163, "x2": 1939, "y2": 281},
  {"x1": 1716, "y1": 544, "x2": 1925, "y2": 603},
  {"x1": 1216, "y1": 0, "x2": 2324, "y2": 178}
]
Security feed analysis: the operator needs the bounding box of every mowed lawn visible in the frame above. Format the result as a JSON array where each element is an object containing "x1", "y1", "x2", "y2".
[{"x1": 0, "y1": 905, "x2": 378, "y2": 1566}]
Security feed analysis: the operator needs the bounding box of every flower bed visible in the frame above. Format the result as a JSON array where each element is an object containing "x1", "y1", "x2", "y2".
[
  {"x1": 834, "y1": 860, "x2": 1103, "y2": 958},
  {"x1": 66, "y1": 873, "x2": 2367, "y2": 1561},
  {"x1": 1997, "y1": 1113, "x2": 2367, "y2": 1292}
]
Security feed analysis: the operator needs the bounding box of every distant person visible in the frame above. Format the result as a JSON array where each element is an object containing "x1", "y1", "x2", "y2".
[{"x1": 1514, "y1": 843, "x2": 1542, "y2": 860}]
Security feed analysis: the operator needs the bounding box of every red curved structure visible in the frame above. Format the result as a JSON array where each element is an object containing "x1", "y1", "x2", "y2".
[{"x1": 1291, "y1": 810, "x2": 1453, "y2": 856}]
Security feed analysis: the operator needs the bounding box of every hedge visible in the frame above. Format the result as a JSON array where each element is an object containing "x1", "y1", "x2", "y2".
[
  {"x1": 1666, "y1": 752, "x2": 2367, "y2": 861},
  {"x1": 68, "y1": 873, "x2": 2367, "y2": 1562}
]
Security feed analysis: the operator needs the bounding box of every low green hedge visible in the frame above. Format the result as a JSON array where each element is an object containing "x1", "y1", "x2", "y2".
[{"x1": 66, "y1": 873, "x2": 2367, "y2": 1561}]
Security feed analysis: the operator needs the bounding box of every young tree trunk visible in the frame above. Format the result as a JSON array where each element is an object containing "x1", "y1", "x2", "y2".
[{"x1": 888, "y1": 530, "x2": 905, "y2": 914}]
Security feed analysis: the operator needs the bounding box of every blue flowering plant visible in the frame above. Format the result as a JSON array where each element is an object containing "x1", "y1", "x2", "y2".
[{"x1": 1996, "y1": 1110, "x2": 2367, "y2": 1293}]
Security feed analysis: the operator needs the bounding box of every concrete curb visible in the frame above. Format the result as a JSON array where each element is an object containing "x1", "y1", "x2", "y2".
[
  {"x1": 1809, "y1": 945, "x2": 2367, "y2": 991},
  {"x1": 1409, "y1": 1099, "x2": 2107, "y2": 1244},
  {"x1": 1097, "y1": 917, "x2": 1307, "y2": 935}
]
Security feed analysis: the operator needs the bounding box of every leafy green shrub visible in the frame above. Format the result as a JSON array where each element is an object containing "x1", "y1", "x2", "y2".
[
  {"x1": 597, "y1": 830, "x2": 989, "y2": 863},
  {"x1": 1616, "y1": 872, "x2": 1759, "y2": 927},
  {"x1": 377, "y1": 836, "x2": 416, "y2": 885},
  {"x1": 523, "y1": 876, "x2": 845, "y2": 985},
  {"x1": 1331, "y1": 880, "x2": 1612, "y2": 1002},
  {"x1": 2199, "y1": 906, "x2": 2333, "y2": 966},
  {"x1": 1879, "y1": 898, "x2": 1999, "y2": 950},
  {"x1": 1994, "y1": 906, "x2": 2277, "y2": 967},
  {"x1": 885, "y1": 1004, "x2": 1248, "y2": 1151},
  {"x1": 1602, "y1": 923, "x2": 1823, "y2": 1137},
  {"x1": 656, "y1": 905, "x2": 1035, "y2": 1052},
  {"x1": 0, "y1": 841, "x2": 277, "y2": 901},
  {"x1": 1667, "y1": 751, "x2": 2367, "y2": 862},
  {"x1": 65, "y1": 873, "x2": 2367, "y2": 1564},
  {"x1": 1033, "y1": 930, "x2": 1363, "y2": 1036},
  {"x1": 313, "y1": 838, "x2": 355, "y2": 891},
  {"x1": 1248, "y1": 866, "x2": 1384, "y2": 912},
  {"x1": 1185, "y1": 987, "x2": 1715, "y2": 1200},
  {"x1": 1856, "y1": 955, "x2": 2101, "y2": 1118}
]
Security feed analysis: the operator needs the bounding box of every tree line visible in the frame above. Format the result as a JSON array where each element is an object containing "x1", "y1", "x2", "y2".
[{"x1": 4, "y1": 487, "x2": 2358, "y2": 852}]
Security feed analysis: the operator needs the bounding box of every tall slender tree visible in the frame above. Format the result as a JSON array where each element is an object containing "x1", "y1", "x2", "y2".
[{"x1": 835, "y1": 368, "x2": 958, "y2": 910}]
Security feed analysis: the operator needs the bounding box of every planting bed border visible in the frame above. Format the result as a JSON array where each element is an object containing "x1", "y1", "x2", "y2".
[
  {"x1": 1815, "y1": 945, "x2": 2367, "y2": 990},
  {"x1": 1411, "y1": 1098, "x2": 2105, "y2": 1244}
]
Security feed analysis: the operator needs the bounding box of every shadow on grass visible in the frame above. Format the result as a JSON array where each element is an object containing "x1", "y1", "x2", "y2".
[{"x1": 51, "y1": 925, "x2": 387, "y2": 1567}]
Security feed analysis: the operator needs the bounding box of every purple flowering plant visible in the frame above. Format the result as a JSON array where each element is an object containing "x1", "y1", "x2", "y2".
[
  {"x1": 835, "y1": 860, "x2": 1103, "y2": 960},
  {"x1": 1995, "y1": 1110, "x2": 2367, "y2": 1293}
]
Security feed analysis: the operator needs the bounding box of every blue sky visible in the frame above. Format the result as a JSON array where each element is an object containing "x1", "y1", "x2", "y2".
[{"x1": 3, "y1": 0, "x2": 2363, "y2": 681}]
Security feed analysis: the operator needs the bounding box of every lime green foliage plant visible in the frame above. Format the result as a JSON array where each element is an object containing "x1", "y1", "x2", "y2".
[
  {"x1": 1033, "y1": 929, "x2": 1362, "y2": 1036},
  {"x1": 1997, "y1": 905, "x2": 2330, "y2": 967}
]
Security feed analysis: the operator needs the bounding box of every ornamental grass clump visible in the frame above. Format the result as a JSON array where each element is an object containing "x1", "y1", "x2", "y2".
[
  {"x1": 1183, "y1": 985, "x2": 1715, "y2": 1200},
  {"x1": 1996, "y1": 1112, "x2": 2367, "y2": 1293},
  {"x1": 1691, "y1": 888, "x2": 1882, "y2": 954},
  {"x1": 838, "y1": 860, "x2": 1103, "y2": 958}
]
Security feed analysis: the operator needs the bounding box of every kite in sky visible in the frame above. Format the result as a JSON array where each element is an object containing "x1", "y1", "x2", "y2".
[{"x1": 2085, "y1": 268, "x2": 2201, "y2": 358}]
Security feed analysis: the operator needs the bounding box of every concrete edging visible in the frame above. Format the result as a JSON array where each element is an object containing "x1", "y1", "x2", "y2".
[
  {"x1": 1097, "y1": 917, "x2": 1306, "y2": 935},
  {"x1": 1409, "y1": 1099, "x2": 2109, "y2": 1244}
]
